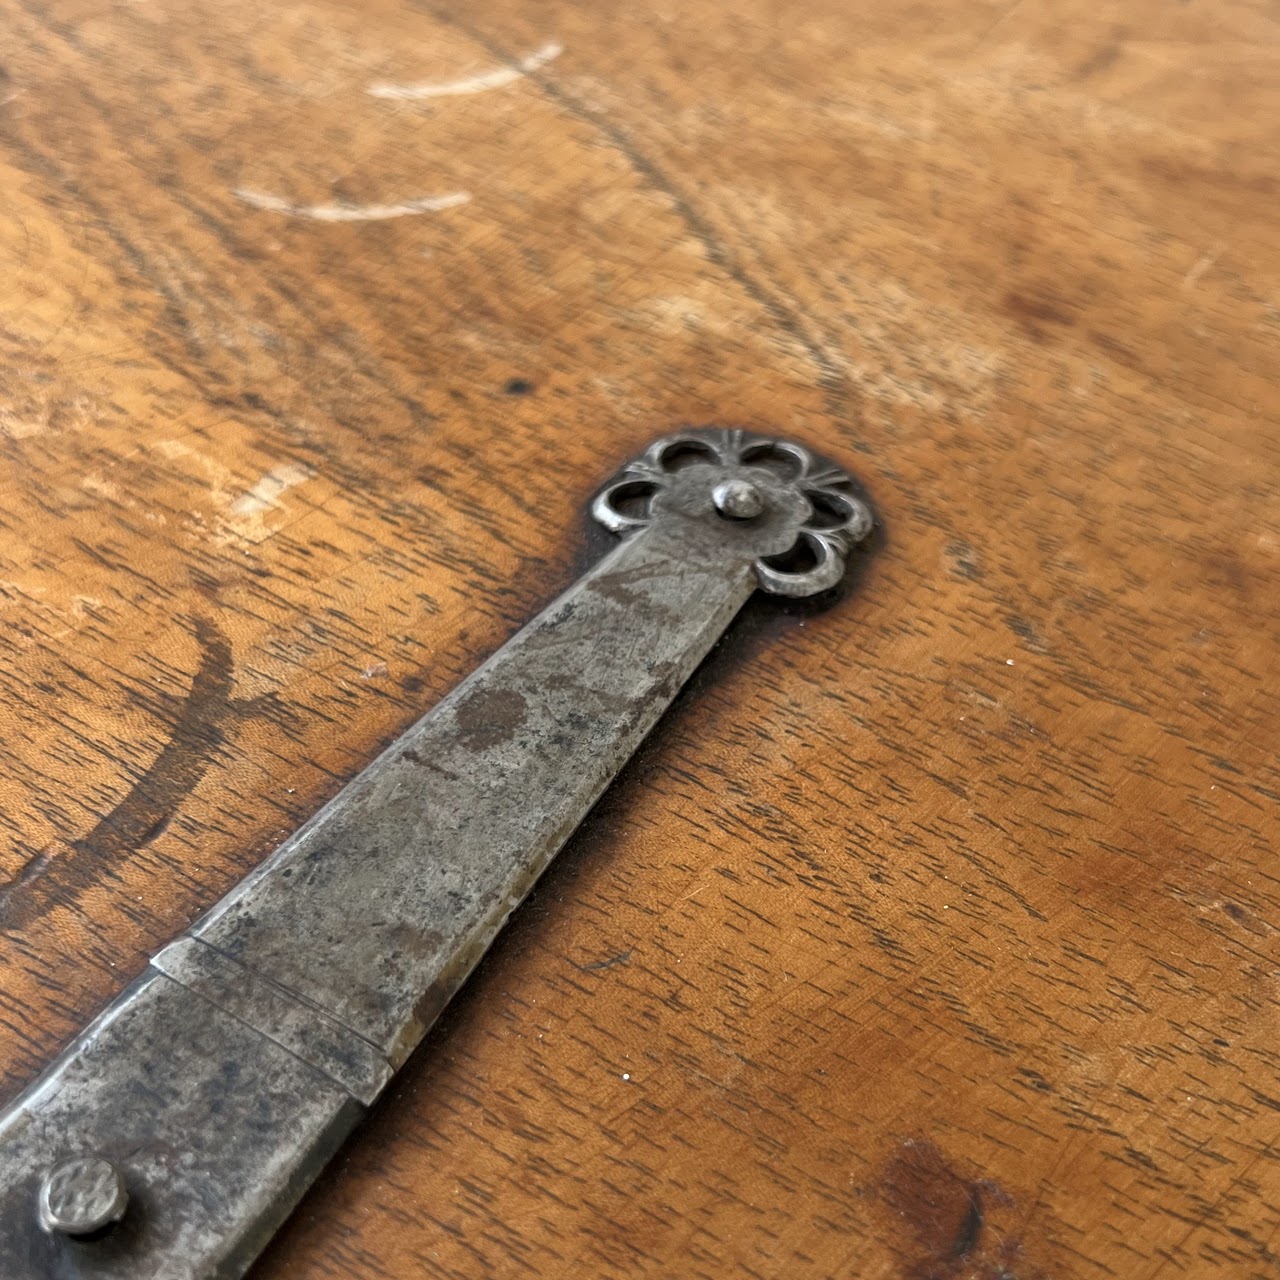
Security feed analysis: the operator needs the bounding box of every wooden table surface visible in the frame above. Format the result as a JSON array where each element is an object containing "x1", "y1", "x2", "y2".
[{"x1": 2, "y1": 0, "x2": 1278, "y2": 1276}]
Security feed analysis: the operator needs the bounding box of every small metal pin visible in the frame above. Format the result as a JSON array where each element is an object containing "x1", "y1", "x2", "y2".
[
  {"x1": 37, "y1": 1156, "x2": 128, "y2": 1237},
  {"x1": 712, "y1": 478, "x2": 765, "y2": 520}
]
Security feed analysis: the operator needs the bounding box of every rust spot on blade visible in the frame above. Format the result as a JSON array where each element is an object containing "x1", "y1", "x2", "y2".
[{"x1": 453, "y1": 687, "x2": 528, "y2": 750}]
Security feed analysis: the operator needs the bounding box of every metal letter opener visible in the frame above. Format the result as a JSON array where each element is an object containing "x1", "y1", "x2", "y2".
[{"x1": 0, "y1": 429, "x2": 872, "y2": 1279}]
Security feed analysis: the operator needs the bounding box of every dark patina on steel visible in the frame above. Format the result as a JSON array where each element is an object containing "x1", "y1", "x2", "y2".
[{"x1": 0, "y1": 429, "x2": 872, "y2": 1280}]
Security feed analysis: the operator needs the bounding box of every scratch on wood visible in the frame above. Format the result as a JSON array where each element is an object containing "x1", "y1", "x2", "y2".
[
  {"x1": 232, "y1": 190, "x2": 471, "y2": 221},
  {"x1": 367, "y1": 40, "x2": 563, "y2": 99},
  {"x1": 230, "y1": 462, "x2": 316, "y2": 517},
  {"x1": 1182, "y1": 241, "x2": 1227, "y2": 290}
]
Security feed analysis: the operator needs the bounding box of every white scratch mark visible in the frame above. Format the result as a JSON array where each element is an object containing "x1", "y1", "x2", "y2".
[
  {"x1": 82, "y1": 474, "x2": 134, "y2": 506},
  {"x1": 230, "y1": 462, "x2": 316, "y2": 517},
  {"x1": 1182, "y1": 241, "x2": 1226, "y2": 290},
  {"x1": 368, "y1": 41, "x2": 562, "y2": 100},
  {"x1": 233, "y1": 189, "x2": 470, "y2": 221}
]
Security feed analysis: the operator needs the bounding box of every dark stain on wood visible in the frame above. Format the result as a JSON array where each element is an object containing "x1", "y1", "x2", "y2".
[
  {"x1": 1070, "y1": 35, "x2": 1125, "y2": 83},
  {"x1": 575, "y1": 949, "x2": 632, "y2": 972},
  {"x1": 1003, "y1": 289, "x2": 1077, "y2": 337},
  {"x1": 879, "y1": 1137, "x2": 1047, "y2": 1280},
  {"x1": 0, "y1": 618, "x2": 252, "y2": 933}
]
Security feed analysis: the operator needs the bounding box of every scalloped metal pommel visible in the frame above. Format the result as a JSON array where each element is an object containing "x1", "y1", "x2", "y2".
[{"x1": 591, "y1": 428, "x2": 872, "y2": 597}]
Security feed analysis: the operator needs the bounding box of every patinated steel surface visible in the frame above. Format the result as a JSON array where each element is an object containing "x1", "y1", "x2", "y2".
[{"x1": 0, "y1": 430, "x2": 871, "y2": 1279}]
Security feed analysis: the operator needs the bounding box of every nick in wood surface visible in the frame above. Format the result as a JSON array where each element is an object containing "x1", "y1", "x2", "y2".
[{"x1": 0, "y1": 429, "x2": 873, "y2": 1279}]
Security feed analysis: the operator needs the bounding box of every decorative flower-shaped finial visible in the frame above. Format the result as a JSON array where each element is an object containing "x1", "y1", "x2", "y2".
[{"x1": 591, "y1": 428, "x2": 872, "y2": 597}]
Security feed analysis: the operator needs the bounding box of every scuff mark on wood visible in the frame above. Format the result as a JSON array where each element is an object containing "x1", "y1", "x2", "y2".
[{"x1": 367, "y1": 41, "x2": 562, "y2": 99}]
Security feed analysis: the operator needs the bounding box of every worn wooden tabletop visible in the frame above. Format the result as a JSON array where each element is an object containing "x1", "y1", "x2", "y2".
[{"x1": 2, "y1": 0, "x2": 1279, "y2": 1276}]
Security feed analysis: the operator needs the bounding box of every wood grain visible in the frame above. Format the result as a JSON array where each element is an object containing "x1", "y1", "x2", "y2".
[{"x1": 1, "y1": 0, "x2": 1278, "y2": 1276}]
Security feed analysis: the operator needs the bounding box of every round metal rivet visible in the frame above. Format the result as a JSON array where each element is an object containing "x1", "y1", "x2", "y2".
[
  {"x1": 37, "y1": 1156, "x2": 128, "y2": 1237},
  {"x1": 712, "y1": 479, "x2": 765, "y2": 520}
]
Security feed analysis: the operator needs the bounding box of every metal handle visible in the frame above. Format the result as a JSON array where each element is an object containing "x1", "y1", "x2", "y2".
[{"x1": 0, "y1": 429, "x2": 871, "y2": 1279}]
